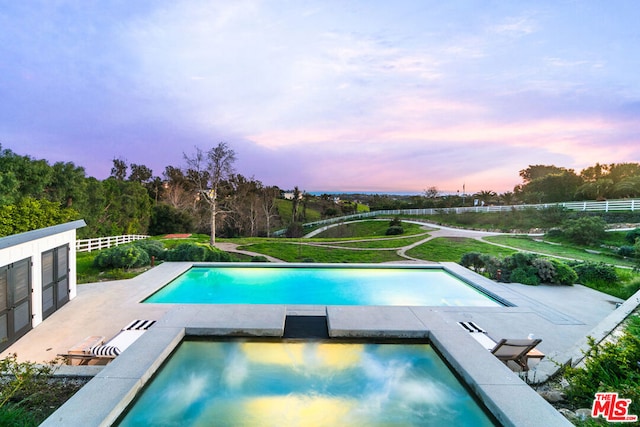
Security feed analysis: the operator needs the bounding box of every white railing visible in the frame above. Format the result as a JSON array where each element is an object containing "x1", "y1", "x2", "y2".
[
  {"x1": 76, "y1": 235, "x2": 149, "y2": 252},
  {"x1": 285, "y1": 198, "x2": 640, "y2": 233}
]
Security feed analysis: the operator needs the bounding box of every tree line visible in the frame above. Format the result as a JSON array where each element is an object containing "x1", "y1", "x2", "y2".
[
  {"x1": 0, "y1": 143, "x2": 282, "y2": 239},
  {"x1": 2, "y1": 142, "x2": 639, "y2": 239},
  {"x1": 364, "y1": 163, "x2": 640, "y2": 211}
]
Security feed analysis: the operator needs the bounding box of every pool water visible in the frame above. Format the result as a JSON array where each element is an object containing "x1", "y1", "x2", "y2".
[
  {"x1": 145, "y1": 266, "x2": 502, "y2": 306},
  {"x1": 116, "y1": 340, "x2": 497, "y2": 426}
]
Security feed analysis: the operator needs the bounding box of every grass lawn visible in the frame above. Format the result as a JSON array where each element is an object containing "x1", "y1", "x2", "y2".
[
  {"x1": 484, "y1": 235, "x2": 636, "y2": 267},
  {"x1": 237, "y1": 241, "x2": 405, "y2": 263},
  {"x1": 405, "y1": 237, "x2": 516, "y2": 262},
  {"x1": 76, "y1": 251, "x2": 151, "y2": 283},
  {"x1": 312, "y1": 220, "x2": 429, "y2": 239},
  {"x1": 322, "y1": 234, "x2": 429, "y2": 249}
]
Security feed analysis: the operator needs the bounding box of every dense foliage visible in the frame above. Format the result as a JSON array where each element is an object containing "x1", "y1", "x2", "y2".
[
  {"x1": 460, "y1": 252, "x2": 578, "y2": 286},
  {"x1": 164, "y1": 242, "x2": 232, "y2": 262},
  {"x1": 559, "y1": 217, "x2": 607, "y2": 245},
  {"x1": 566, "y1": 261, "x2": 619, "y2": 286},
  {"x1": 385, "y1": 217, "x2": 405, "y2": 235},
  {"x1": 0, "y1": 197, "x2": 78, "y2": 236},
  {"x1": 563, "y1": 316, "x2": 640, "y2": 418},
  {"x1": 92, "y1": 240, "x2": 232, "y2": 269},
  {"x1": 0, "y1": 355, "x2": 84, "y2": 426},
  {"x1": 93, "y1": 244, "x2": 150, "y2": 270},
  {"x1": 3, "y1": 142, "x2": 640, "y2": 241}
]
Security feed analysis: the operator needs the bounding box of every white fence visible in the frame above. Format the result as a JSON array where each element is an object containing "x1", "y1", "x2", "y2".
[
  {"x1": 76, "y1": 235, "x2": 149, "y2": 252},
  {"x1": 294, "y1": 198, "x2": 640, "y2": 232}
]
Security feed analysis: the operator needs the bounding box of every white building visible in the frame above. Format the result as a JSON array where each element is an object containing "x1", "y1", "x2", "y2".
[{"x1": 0, "y1": 220, "x2": 85, "y2": 352}]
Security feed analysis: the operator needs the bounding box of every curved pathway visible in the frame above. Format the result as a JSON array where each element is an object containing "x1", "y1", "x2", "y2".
[
  {"x1": 301, "y1": 219, "x2": 636, "y2": 268},
  {"x1": 301, "y1": 219, "x2": 505, "y2": 263},
  {"x1": 214, "y1": 242, "x2": 286, "y2": 263},
  {"x1": 221, "y1": 219, "x2": 635, "y2": 268}
]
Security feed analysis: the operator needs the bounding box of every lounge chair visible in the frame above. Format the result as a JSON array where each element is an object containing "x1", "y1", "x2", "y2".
[
  {"x1": 458, "y1": 321, "x2": 544, "y2": 371},
  {"x1": 490, "y1": 338, "x2": 543, "y2": 371},
  {"x1": 61, "y1": 319, "x2": 156, "y2": 365}
]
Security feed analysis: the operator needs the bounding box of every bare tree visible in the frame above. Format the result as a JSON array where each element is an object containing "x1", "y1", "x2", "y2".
[
  {"x1": 162, "y1": 166, "x2": 194, "y2": 210},
  {"x1": 260, "y1": 186, "x2": 280, "y2": 237},
  {"x1": 184, "y1": 142, "x2": 236, "y2": 245},
  {"x1": 424, "y1": 186, "x2": 439, "y2": 198}
]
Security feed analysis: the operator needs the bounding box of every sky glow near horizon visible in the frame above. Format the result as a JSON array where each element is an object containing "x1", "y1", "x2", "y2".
[{"x1": 1, "y1": 1, "x2": 639, "y2": 194}]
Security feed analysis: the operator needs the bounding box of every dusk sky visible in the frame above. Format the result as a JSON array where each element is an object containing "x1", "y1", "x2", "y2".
[{"x1": 2, "y1": 1, "x2": 639, "y2": 194}]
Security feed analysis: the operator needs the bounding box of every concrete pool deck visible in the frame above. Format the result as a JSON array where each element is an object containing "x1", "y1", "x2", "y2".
[
  {"x1": 43, "y1": 305, "x2": 571, "y2": 427},
  {"x1": 4, "y1": 261, "x2": 639, "y2": 426},
  {"x1": 3, "y1": 261, "x2": 630, "y2": 376}
]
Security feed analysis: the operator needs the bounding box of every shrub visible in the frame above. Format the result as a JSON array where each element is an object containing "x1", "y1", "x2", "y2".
[
  {"x1": 503, "y1": 252, "x2": 538, "y2": 269},
  {"x1": 618, "y1": 245, "x2": 636, "y2": 258},
  {"x1": 625, "y1": 228, "x2": 640, "y2": 245},
  {"x1": 532, "y1": 258, "x2": 555, "y2": 283},
  {"x1": 165, "y1": 243, "x2": 231, "y2": 262},
  {"x1": 148, "y1": 204, "x2": 195, "y2": 236},
  {"x1": 389, "y1": 217, "x2": 402, "y2": 227},
  {"x1": 132, "y1": 239, "x2": 166, "y2": 260},
  {"x1": 0, "y1": 354, "x2": 52, "y2": 409},
  {"x1": 460, "y1": 252, "x2": 485, "y2": 271},
  {"x1": 462, "y1": 251, "x2": 579, "y2": 286},
  {"x1": 569, "y1": 261, "x2": 618, "y2": 285},
  {"x1": 479, "y1": 254, "x2": 503, "y2": 281},
  {"x1": 564, "y1": 320, "x2": 640, "y2": 416},
  {"x1": 285, "y1": 222, "x2": 305, "y2": 238},
  {"x1": 561, "y1": 216, "x2": 607, "y2": 245},
  {"x1": 93, "y1": 244, "x2": 150, "y2": 270},
  {"x1": 498, "y1": 252, "x2": 538, "y2": 281},
  {"x1": 544, "y1": 228, "x2": 564, "y2": 239},
  {"x1": 509, "y1": 266, "x2": 540, "y2": 285},
  {"x1": 0, "y1": 404, "x2": 40, "y2": 426},
  {"x1": 0, "y1": 354, "x2": 83, "y2": 425},
  {"x1": 251, "y1": 255, "x2": 269, "y2": 262},
  {"x1": 385, "y1": 225, "x2": 404, "y2": 235},
  {"x1": 550, "y1": 260, "x2": 578, "y2": 285}
]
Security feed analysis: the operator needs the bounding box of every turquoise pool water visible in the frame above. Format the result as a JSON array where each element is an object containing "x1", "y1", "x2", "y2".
[
  {"x1": 144, "y1": 266, "x2": 502, "y2": 306},
  {"x1": 116, "y1": 340, "x2": 497, "y2": 426}
]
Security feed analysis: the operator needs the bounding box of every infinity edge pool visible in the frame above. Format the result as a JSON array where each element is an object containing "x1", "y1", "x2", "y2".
[{"x1": 141, "y1": 263, "x2": 513, "y2": 307}]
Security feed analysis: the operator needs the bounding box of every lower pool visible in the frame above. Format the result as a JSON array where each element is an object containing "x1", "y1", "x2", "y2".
[
  {"x1": 144, "y1": 265, "x2": 503, "y2": 306},
  {"x1": 116, "y1": 339, "x2": 497, "y2": 426}
]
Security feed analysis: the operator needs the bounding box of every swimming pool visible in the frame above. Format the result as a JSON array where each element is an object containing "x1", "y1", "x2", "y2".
[
  {"x1": 144, "y1": 264, "x2": 504, "y2": 306},
  {"x1": 116, "y1": 339, "x2": 497, "y2": 426}
]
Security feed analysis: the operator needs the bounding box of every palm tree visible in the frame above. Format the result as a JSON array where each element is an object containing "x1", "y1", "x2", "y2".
[
  {"x1": 474, "y1": 190, "x2": 497, "y2": 206},
  {"x1": 499, "y1": 191, "x2": 516, "y2": 206}
]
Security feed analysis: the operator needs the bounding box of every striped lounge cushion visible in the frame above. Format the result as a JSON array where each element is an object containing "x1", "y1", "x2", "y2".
[
  {"x1": 458, "y1": 321, "x2": 486, "y2": 333},
  {"x1": 91, "y1": 345, "x2": 121, "y2": 357},
  {"x1": 123, "y1": 319, "x2": 156, "y2": 331}
]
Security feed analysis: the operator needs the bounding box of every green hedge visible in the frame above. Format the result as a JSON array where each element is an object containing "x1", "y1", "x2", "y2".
[
  {"x1": 93, "y1": 245, "x2": 150, "y2": 270},
  {"x1": 164, "y1": 243, "x2": 232, "y2": 262},
  {"x1": 92, "y1": 240, "x2": 232, "y2": 270},
  {"x1": 460, "y1": 252, "x2": 578, "y2": 286}
]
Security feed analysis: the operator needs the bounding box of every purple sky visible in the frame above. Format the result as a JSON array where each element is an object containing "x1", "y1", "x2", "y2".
[{"x1": 2, "y1": 1, "x2": 639, "y2": 194}]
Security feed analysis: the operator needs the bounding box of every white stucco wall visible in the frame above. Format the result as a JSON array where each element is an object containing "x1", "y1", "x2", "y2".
[{"x1": 0, "y1": 227, "x2": 79, "y2": 327}]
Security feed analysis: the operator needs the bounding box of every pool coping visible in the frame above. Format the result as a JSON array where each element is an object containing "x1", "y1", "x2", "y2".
[
  {"x1": 143, "y1": 261, "x2": 514, "y2": 307},
  {"x1": 42, "y1": 304, "x2": 571, "y2": 427}
]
